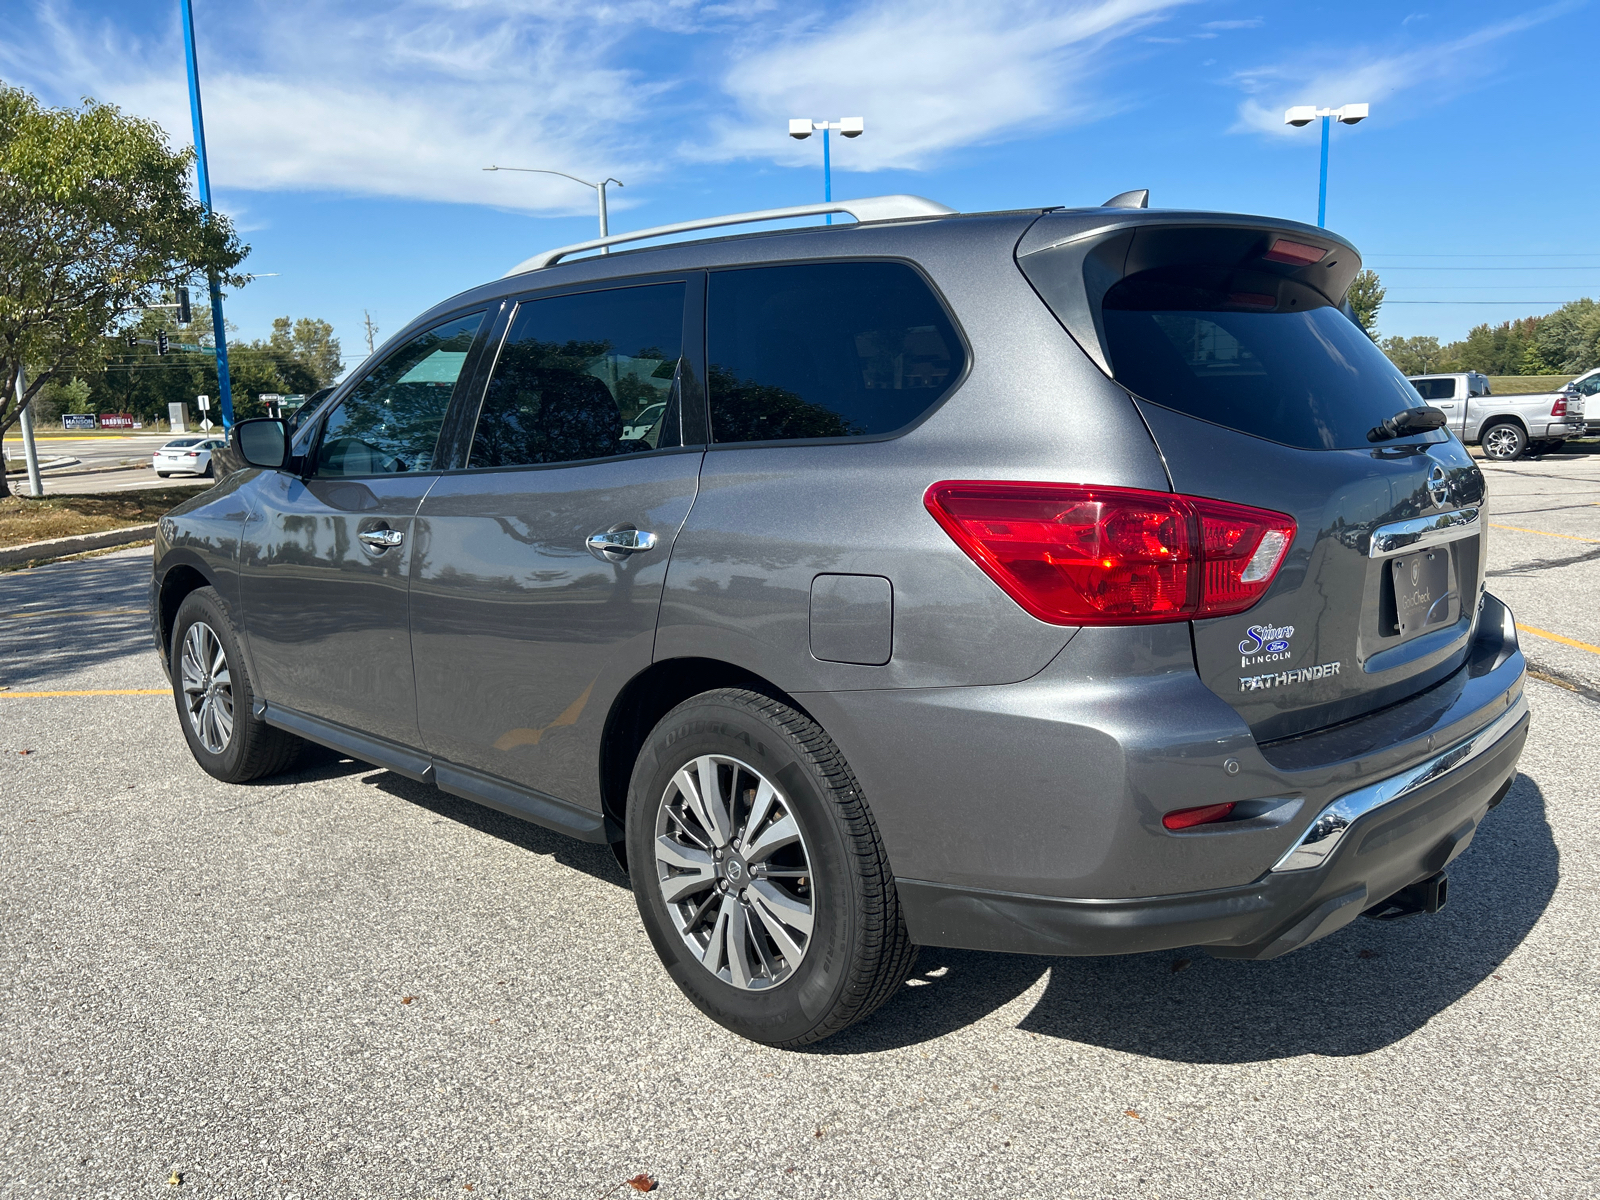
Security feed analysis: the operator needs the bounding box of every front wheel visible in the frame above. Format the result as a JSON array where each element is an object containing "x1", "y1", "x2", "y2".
[
  {"x1": 171, "y1": 587, "x2": 304, "y2": 783},
  {"x1": 1480, "y1": 422, "x2": 1527, "y2": 461},
  {"x1": 626, "y1": 689, "x2": 917, "y2": 1046}
]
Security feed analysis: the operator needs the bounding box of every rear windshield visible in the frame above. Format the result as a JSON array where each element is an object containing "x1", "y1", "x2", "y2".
[
  {"x1": 1101, "y1": 272, "x2": 1427, "y2": 450},
  {"x1": 1410, "y1": 378, "x2": 1456, "y2": 401}
]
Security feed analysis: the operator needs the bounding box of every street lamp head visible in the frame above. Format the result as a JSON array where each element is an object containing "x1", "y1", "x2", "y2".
[
  {"x1": 839, "y1": 117, "x2": 864, "y2": 138},
  {"x1": 788, "y1": 119, "x2": 814, "y2": 140},
  {"x1": 1336, "y1": 103, "x2": 1369, "y2": 125},
  {"x1": 1284, "y1": 105, "x2": 1317, "y2": 128}
]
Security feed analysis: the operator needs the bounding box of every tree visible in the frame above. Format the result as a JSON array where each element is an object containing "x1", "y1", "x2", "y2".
[
  {"x1": 269, "y1": 315, "x2": 343, "y2": 386},
  {"x1": 1346, "y1": 269, "x2": 1385, "y2": 341},
  {"x1": 1380, "y1": 335, "x2": 1453, "y2": 377},
  {"x1": 0, "y1": 81, "x2": 247, "y2": 495}
]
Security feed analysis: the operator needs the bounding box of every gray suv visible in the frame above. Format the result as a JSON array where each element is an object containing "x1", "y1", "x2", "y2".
[{"x1": 151, "y1": 195, "x2": 1529, "y2": 1046}]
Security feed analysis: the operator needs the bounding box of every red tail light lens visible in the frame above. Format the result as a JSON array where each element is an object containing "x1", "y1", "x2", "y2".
[
  {"x1": 1551, "y1": 398, "x2": 1568, "y2": 417},
  {"x1": 1162, "y1": 802, "x2": 1237, "y2": 830},
  {"x1": 924, "y1": 481, "x2": 1295, "y2": 626}
]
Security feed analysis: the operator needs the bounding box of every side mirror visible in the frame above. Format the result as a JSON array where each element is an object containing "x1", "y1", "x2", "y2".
[{"x1": 233, "y1": 418, "x2": 290, "y2": 470}]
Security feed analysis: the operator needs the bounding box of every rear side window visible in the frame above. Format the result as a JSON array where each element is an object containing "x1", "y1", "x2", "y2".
[
  {"x1": 471, "y1": 283, "x2": 685, "y2": 468},
  {"x1": 1101, "y1": 271, "x2": 1426, "y2": 450},
  {"x1": 1410, "y1": 378, "x2": 1456, "y2": 401},
  {"x1": 707, "y1": 262, "x2": 964, "y2": 443}
]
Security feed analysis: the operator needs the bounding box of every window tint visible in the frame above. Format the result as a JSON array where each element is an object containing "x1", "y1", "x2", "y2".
[
  {"x1": 707, "y1": 262, "x2": 964, "y2": 443},
  {"x1": 1575, "y1": 375, "x2": 1600, "y2": 396},
  {"x1": 470, "y1": 284, "x2": 684, "y2": 468},
  {"x1": 1410, "y1": 378, "x2": 1457, "y2": 401},
  {"x1": 1101, "y1": 271, "x2": 1427, "y2": 451},
  {"x1": 313, "y1": 312, "x2": 484, "y2": 476}
]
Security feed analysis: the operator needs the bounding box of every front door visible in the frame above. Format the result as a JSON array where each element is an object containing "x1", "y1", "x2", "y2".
[
  {"x1": 239, "y1": 310, "x2": 489, "y2": 746},
  {"x1": 409, "y1": 279, "x2": 701, "y2": 809}
]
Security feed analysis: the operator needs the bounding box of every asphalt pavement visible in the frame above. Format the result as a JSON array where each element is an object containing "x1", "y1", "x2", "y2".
[
  {"x1": 3, "y1": 434, "x2": 212, "y2": 495},
  {"x1": 1, "y1": 453, "x2": 1597, "y2": 1199}
]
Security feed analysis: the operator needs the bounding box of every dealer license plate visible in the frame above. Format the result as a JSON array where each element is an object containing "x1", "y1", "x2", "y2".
[{"x1": 1391, "y1": 549, "x2": 1454, "y2": 637}]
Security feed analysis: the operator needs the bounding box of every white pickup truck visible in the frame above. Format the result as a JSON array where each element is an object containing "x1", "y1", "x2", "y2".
[{"x1": 1408, "y1": 371, "x2": 1585, "y2": 461}]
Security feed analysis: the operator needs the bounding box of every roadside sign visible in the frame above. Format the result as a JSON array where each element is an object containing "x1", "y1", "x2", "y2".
[
  {"x1": 197, "y1": 394, "x2": 211, "y2": 411},
  {"x1": 199, "y1": 417, "x2": 214, "y2": 431},
  {"x1": 62, "y1": 413, "x2": 96, "y2": 431},
  {"x1": 100, "y1": 413, "x2": 135, "y2": 429}
]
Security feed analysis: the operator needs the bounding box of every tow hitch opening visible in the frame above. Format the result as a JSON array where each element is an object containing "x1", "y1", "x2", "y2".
[{"x1": 1363, "y1": 872, "x2": 1448, "y2": 921}]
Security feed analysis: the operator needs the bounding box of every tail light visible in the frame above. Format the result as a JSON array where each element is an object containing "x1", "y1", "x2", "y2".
[
  {"x1": 924, "y1": 481, "x2": 1295, "y2": 626},
  {"x1": 1162, "y1": 802, "x2": 1237, "y2": 830},
  {"x1": 1551, "y1": 398, "x2": 1568, "y2": 417}
]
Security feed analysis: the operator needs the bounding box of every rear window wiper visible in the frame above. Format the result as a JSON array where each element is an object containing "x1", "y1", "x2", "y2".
[{"x1": 1368, "y1": 406, "x2": 1447, "y2": 443}]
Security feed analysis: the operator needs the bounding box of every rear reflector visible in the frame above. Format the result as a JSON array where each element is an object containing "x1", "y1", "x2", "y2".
[
  {"x1": 1162, "y1": 802, "x2": 1237, "y2": 830},
  {"x1": 924, "y1": 481, "x2": 1296, "y2": 626},
  {"x1": 1262, "y1": 238, "x2": 1328, "y2": 266}
]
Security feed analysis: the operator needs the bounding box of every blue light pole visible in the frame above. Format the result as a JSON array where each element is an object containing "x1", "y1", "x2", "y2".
[
  {"x1": 788, "y1": 118, "x2": 865, "y2": 224},
  {"x1": 180, "y1": 0, "x2": 235, "y2": 430},
  {"x1": 1284, "y1": 103, "x2": 1369, "y2": 228}
]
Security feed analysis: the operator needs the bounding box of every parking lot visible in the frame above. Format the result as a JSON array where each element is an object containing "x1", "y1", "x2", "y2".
[{"x1": 2, "y1": 454, "x2": 1596, "y2": 1199}]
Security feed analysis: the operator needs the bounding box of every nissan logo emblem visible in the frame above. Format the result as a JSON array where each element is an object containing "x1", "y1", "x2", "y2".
[{"x1": 1427, "y1": 464, "x2": 1450, "y2": 507}]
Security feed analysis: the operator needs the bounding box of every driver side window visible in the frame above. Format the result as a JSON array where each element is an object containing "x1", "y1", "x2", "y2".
[{"x1": 313, "y1": 311, "x2": 485, "y2": 477}]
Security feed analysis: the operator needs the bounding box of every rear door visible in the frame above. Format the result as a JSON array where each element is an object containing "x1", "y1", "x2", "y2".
[
  {"x1": 408, "y1": 277, "x2": 703, "y2": 806},
  {"x1": 1019, "y1": 220, "x2": 1487, "y2": 741}
]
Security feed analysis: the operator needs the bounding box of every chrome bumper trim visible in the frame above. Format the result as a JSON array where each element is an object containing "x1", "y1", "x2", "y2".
[
  {"x1": 1270, "y1": 690, "x2": 1528, "y2": 873},
  {"x1": 1368, "y1": 507, "x2": 1481, "y2": 558}
]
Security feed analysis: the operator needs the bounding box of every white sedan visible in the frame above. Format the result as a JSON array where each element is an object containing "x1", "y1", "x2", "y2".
[{"x1": 153, "y1": 437, "x2": 225, "y2": 478}]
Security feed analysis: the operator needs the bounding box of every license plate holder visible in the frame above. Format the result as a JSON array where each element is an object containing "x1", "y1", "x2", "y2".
[{"x1": 1392, "y1": 548, "x2": 1454, "y2": 637}]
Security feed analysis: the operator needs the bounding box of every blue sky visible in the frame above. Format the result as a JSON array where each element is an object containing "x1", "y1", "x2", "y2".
[{"x1": 3, "y1": 0, "x2": 1596, "y2": 374}]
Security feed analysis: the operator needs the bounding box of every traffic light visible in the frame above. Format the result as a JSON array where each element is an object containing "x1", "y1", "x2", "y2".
[
  {"x1": 156, "y1": 332, "x2": 169, "y2": 356},
  {"x1": 175, "y1": 286, "x2": 191, "y2": 325},
  {"x1": 126, "y1": 333, "x2": 138, "y2": 348}
]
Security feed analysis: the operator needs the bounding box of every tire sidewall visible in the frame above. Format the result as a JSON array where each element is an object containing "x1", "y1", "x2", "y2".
[
  {"x1": 1483, "y1": 424, "x2": 1525, "y2": 461},
  {"x1": 171, "y1": 588, "x2": 255, "y2": 782},
  {"x1": 626, "y1": 696, "x2": 861, "y2": 1045}
]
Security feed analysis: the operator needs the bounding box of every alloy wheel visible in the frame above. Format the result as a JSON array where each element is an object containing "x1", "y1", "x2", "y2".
[
  {"x1": 1483, "y1": 427, "x2": 1521, "y2": 460},
  {"x1": 180, "y1": 621, "x2": 234, "y2": 755},
  {"x1": 652, "y1": 755, "x2": 814, "y2": 990}
]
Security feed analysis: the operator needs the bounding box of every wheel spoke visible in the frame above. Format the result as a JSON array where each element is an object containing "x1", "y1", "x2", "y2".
[
  {"x1": 741, "y1": 779, "x2": 778, "y2": 846},
  {"x1": 744, "y1": 814, "x2": 799, "y2": 864},
  {"x1": 655, "y1": 837, "x2": 715, "y2": 903},
  {"x1": 748, "y1": 880, "x2": 813, "y2": 961},
  {"x1": 723, "y1": 898, "x2": 757, "y2": 989},
  {"x1": 673, "y1": 764, "x2": 724, "y2": 848},
  {"x1": 702, "y1": 897, "x2": 733, "y2": 977},
  {"x1": 695, "y1": 756, "x2": 733, "y2": 846},
  {"x1": 212, "y1": 696, "x2": 234, "y2": 744}
]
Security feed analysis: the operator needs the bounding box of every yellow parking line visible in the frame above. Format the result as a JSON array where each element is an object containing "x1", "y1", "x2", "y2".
[
  {"x1": 0, "y1": 688, "x2": 170, "y2": 698},
  {"x1": 1517, "y1": 624, "x2": 1600, "y2": 657},
  {"x1": 0, "y1": 609, "x2": 146, "y2": 622},
  {"x1": 1490, "y1": 523, "x2": 1599, "y2": 544}
]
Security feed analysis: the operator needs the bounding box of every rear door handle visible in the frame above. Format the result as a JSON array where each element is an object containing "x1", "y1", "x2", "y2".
[
  {"x1": 359, "y1": 528, "x2": 404, "y2": 549},
  {"x1": 586, "y1": 528, "x2": 658, "y2": 557}
]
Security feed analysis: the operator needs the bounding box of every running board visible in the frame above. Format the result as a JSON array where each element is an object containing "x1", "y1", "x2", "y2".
[{"x1": 258, "y1": 702, "x2": 611, "y2": 843}]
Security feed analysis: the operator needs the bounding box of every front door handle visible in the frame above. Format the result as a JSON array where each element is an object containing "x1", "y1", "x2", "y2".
[
  {"x1": 359, "y1": 528, "x2": 404, "y2": 549},
  {"x1": 586, "y1": 528, "x2": 658, "y2": 558}
]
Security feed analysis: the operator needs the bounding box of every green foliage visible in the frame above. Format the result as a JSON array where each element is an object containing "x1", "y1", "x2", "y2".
[
  {"x1": 0, "y1": 80, "x2": 248, "y2": 490},
  {"x1": 269, "y1": 316, "x2": 343, "y2": 387},
  {"x1": 1379, "y1": 335, "x2": 1457, "y2": 377},
  {"x1": 1380, "y1": 297, "x2": 1599, "y2": 378},
  {"x1": 1346, "y1": 269, "x2": 1385, "y2": 341}
]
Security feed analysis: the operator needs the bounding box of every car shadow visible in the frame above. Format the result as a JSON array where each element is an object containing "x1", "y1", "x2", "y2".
[
  {"x1": 363, "y1": 767, "x2": 628, "y2": 889},
  {"x1": 0, "y1": 552, "x2": 154, "y2": 688},
  {"x1": 816, "y1": 772, "x2": 1558, "y2": 1061}
]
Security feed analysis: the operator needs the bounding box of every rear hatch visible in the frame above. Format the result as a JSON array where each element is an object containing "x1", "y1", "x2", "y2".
[{"x1": 1017, "y1": 213, "x2": 1487, "y2": 741}]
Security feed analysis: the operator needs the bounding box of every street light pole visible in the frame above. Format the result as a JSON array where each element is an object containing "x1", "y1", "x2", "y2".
[
  {"x1": 1284, "y1": 104, "x2": 1369, "y2": 228},
  {"x1": 179, "y1": 0, "x2": 235, "y2": 431},
  {"x1": 484, "y1": 167, "x2": 624, "y2": 252},
  {"x1": 788, "y1": 118, "x2": 864, "y2": 224}
]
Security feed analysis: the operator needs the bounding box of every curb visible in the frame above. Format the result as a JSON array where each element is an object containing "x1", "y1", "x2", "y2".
[{"x1": 0, "y1": 524, "x2": 158, "y2": 569}]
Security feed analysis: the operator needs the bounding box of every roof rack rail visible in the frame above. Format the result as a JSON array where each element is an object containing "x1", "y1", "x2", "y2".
[{"x1": 503, "y1": 194, "x2": 958, "y2": 277}]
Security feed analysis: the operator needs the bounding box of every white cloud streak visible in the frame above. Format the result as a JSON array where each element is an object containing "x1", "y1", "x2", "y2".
[{"x1": 0, "y1": 0, "x2": 1193, "y2": 207}]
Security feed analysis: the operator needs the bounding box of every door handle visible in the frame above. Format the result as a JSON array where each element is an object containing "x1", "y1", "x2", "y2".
[
  {"x1": 359, "y1": 528, "x2": 404, "y2": 549},
  {"x1": 586, "y1": 528, "x2": 658, "y2": 557}
]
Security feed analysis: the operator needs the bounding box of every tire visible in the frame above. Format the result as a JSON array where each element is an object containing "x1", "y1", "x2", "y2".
[
  {"x1": 626, "y1": 688, "x2": 918, "y2": 1046},
  {"x1": 1480, "y1": 422, "x2": 1526, "y2": 461},
  {"x1": 171, "y1": 587, "x2": 304, "y2": 783},
  {"x1": 203, "y1": 462, "x2": 215, "y2": 478},
  {"x1": 156, "y1": 471, "x2": 170, "y2": 478}
]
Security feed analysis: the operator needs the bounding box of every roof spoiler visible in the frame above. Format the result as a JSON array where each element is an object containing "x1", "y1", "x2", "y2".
[{"x1": 504, "y1": 195, "x2": 958, "y2": 277}]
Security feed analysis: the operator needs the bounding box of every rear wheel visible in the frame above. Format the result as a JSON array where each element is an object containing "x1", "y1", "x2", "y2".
[
  {"x1": 1480, "y1": 422, "x2": 1526, "y2": 461},
  {"x1": 171, "y1": 587, "x2": 304, "y2": 783},
  {"x1": 203, "y1": 461, "x2": 215, "y2": 478},
  {"x1": 626, "y1": 688, "x2": 917, "y2": 1046},
  {"x1": 156, "y1": 471, "x2": 170, "y2": 478}
]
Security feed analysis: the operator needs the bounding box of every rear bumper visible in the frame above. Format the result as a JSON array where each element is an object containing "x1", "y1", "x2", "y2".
[{"x1": 897, "y1": 694, "x2": 1525, "y2": 960}]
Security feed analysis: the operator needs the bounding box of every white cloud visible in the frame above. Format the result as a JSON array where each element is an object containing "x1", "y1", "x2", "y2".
[
  {"x1": 0, "y1": 0, "x2": 1195, "y2": 205},
  {"x1": 701, "y1": 0, "x2": 1194, "y2": 171},
  {"x1": 1229, "y1": 2, "x2": 1581, "y2": 136}
]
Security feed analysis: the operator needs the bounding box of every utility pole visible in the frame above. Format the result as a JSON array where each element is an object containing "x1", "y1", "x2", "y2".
[
  {"x1": 16, "y1": 366, "x2": 43, "y2": 498},
  {"x1": 363, "y1": 310, "x2": 378, "y2": 357},
  {"x1": 180, "y1": 0, "x2": 236, "y2": 430}
]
